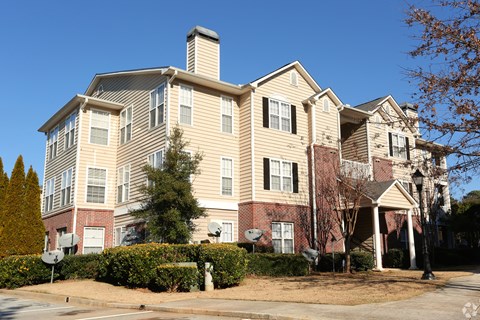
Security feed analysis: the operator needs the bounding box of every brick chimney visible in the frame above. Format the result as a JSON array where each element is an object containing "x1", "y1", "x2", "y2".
[{"x1": 186, "y1": 26, "x2": 220, "y2": 80}]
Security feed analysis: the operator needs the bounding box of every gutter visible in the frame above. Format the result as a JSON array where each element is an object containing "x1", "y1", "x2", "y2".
[
  {"x1": 308, "y1": 99, "x2": 318, "y2": 250},
  {"x1": 73, "y1": 97, "x2": 88, "y2": 235}
]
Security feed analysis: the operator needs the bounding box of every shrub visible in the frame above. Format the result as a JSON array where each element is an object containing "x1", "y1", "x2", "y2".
[
  {"x1": 237, "y1": 243, "x2": 274, "y2": 253},
  {"x1": 317, "y1": 253, "x2": 344, "y2": 272},
  {"x1": 153, "y1": 264, "x2": 199, "y2": 292},
  {"x1": 0, "y1": 255, "x2": 51, "y2": 289},
  {"x1": 317, "y1": 252, "x2": 374, "y2": 272},
  {"x1": 383, "y1": 249, "x2": 409, "y2": 269},
  {"x1": 58, "y1": 254, "x2": 102, "y2": 280},
  {"x1": 247, "y1": 253, "x2": 309, "y2": 276}
]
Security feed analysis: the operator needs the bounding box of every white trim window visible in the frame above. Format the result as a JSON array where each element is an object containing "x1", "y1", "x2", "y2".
[
  {"x1": 221, "y1": 96, "x2": 233, "y2": 134},
  {"x1": 323, "y1": 99, "x2": 330, "y2": 112},
  {"x1": 272, "y1": 222, "x2": 294, "y2": 253},
  {"x1": 65, "y1": 113, "x2": 76, "y2": 149},
  {"x1": 149, "y1": 83, "x2": 165, "y2": 128},
  {"x1": 120, "y1": 106, "x2": 132, "y2": 144},
  {"x1": 61, "y1": 168, "x2": 72, "y2": 206},
  {"x1": 179, "y1": 85, "x2": 193, "y2": 125},
  {"x1": 391, "y1": 133, "x2": 407, "y2": 159},
  {"x1": 89, "y1": 109, "x2": 110, "y2": 145},
  {"x1": 221, "y1": 157, "x2": 233, "y2": 196},
  {"x1": 270, "y1": 159, "x2": 292, "y2": 192},
  {"x1": 117, "y1": 164, "x2": 130, "y2": 203},
  {"x1": 48, "y1": 126, "x2": 59, "y2": 160},
  {"x1": 56, "y1": 227, "x2": 67, "y2": 250},
  {"x1": 83, "y1": 227, "x2": 105, "y2": 254},
  {"x1": 44, "y1": 178, "x2": 55, "y2": 212},
  {"x1": 86, "y1": 167, "x2": 107, "y2": 203},
  {"x1": 221, "y1": 222, "x2": 234, "y2": 243},
  {"x1": 147, "y1": 150, "x2": 164, "y2": 187},
  {"x1": 269, "y1": 98, "x2": 291, "y2": 132}
]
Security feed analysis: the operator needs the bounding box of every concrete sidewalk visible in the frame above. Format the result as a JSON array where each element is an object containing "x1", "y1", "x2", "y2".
[{"x1": 2, "y1": 273, "x2": 479, "y2": 320}]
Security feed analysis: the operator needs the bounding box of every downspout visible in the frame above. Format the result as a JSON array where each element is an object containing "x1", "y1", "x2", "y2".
[
  {"x1": 309, "y1": 99, "x2": 318, "y2": 250},
  {"x1": 166, "y1": 70, "x2": 178, "y2": 147},
  {"x1": 73, "y1": 97, "x2": 88, "y2": 235},
  {"x1": 250, "y1": 87, "x2": 256, "y2": 200},
  {"x1": 365, "y1": 117, "x2": 373, "y2": 179}
]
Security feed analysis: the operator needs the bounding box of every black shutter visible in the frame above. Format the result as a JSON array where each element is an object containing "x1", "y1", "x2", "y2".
[
  {"x1": 263, "y1": 97, "x2": 269, "y2": 128},
  {"x1": 292, "y1": 162, "x2": 299, "y2": 193},
  {"x1": 263, "y1": 158, "x2": 270, "y2": 190},
  {"x1": 388, "y1": 132, "x2": 393, "y2": 156},
  {"x1": 291, "y1": 105, "x2": 297, "y2": 134},
  {"x1": 405, "y1": 137, "x2": 410, "y2": 160}
]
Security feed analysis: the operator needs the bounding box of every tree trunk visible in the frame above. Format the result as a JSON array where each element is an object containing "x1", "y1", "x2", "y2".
[{"x1": 345, "y1": 235, "x2": 351, "y2": 273}]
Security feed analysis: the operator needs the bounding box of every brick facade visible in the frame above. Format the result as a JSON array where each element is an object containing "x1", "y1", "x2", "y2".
[
  {"x1": 43, "y1": 209, "x2": 74, "y2": 251},
  {"x1": 76, "y1": 208, "x2": 114, "y2": 253},
  {"x1": 372, "y1": 156, "x2": 394, "y2": 181}
]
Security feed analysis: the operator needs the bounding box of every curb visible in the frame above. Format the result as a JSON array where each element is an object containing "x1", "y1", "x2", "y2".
[{"x1": 0, "y1": 289, "x2": 305, "y2": 320}]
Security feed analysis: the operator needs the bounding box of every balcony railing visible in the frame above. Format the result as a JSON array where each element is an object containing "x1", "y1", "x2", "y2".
[{"x1": 341, "y1": 159, "x2": 371, "y2": 180}]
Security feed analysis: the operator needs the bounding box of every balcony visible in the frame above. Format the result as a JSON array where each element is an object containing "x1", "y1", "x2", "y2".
[{"x1": 341, "y1": 159, "x2": 371, "y2": 180}]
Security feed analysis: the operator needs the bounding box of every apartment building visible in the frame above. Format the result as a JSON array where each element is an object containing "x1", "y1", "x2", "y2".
[{"x1": 38, "y1": 26, "x2": 451, "y2": 269}]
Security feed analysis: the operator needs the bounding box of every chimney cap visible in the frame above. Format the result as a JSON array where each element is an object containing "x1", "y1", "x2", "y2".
[
  {"x1": 399, "y1": 102, "x2": 417, "y2": 113},
  {"x1": 187, "y1": 25, "x2": 220, "y2": 42}
]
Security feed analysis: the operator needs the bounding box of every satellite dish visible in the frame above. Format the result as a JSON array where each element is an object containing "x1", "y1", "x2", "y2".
[
  {"x1": 41, "y1": 250, "x2": 65, "y2": 265},
  {"x1": 207, "y1": 222, "x2": 222, "y2": 237},
  {"x1": 245, "y1": 229, "x2": 264, "y2": 242},
  {"x1": 302, "y1": 248, "x2": 319, "y2": 262},
  {"x1": 58, "y1": 233, "x2": 80, "y2": 248}
]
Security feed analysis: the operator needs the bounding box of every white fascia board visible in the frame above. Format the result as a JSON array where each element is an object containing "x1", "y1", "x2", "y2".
[{"x1": 198, "y1": 199, "x2": 238, "y2": 211}]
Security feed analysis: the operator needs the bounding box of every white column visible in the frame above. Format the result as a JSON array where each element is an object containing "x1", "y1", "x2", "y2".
[
  {"x1": 372, "y1": 205, "x2": 383, "y2": 271},
  {"x1": 407, "y1": 209, "x2": 417, "y2": 269}
]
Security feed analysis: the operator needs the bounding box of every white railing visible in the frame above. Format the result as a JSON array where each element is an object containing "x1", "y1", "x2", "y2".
[{"x1": 341, "y1": 159, "x2": 371, "y2": 180}]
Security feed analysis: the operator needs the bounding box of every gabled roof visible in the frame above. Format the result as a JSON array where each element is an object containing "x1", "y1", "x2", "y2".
[
  {"x1": 354, "y1": 96, "x2": 388, "y2": 112},
  {"x1": 303, "y1": 87, "x2": 343, "y2": 106},
  {"x1": 249, "y1": 61, "x2": 322, "y2": 93},
  {"x1": 362, "y1": 180, "x2": 417, "y2": 209}
]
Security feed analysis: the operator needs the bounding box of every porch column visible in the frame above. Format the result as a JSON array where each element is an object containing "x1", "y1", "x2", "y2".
[
  {"x1": 407, "y1": 209, "x2": 417, "y2": 269},
  {"x1": 372, "y1": 205, "x2": 383, "y2": 271}
]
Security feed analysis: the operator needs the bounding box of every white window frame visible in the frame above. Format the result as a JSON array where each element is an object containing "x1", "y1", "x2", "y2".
[
  {"x1": 269, "y1": 98, "x2": 291, "y2": 133},
  {"x1": 221, "y1": 96, "x2": 233, "y2": 134},
  {"x1": 44, "y1": 177, "x2": 55, "y2": 212},
  {"x1": 221, "y1": 157, "x2": 233, "y2": 196},
  {"x1": 221, "y1": 221, "x2": 234, "y2": 243},
  {"x1": 147, "y1": 150, "x2": 164, "y2": 186},
  {"x1": 86, "y1": 167, "x2": 107, "y2": 204},
  {"x1": 117, "y1": 164, "x2": 130, "y2": 203},
  {"x1": 89, "y1": 109, "x2": 110, "y2": 145},
  {"x1": 179, "y1": 84, "x2": 193, "y2": 125},
  {"x1": 55, "y1": 227, "x2": 67, "y2": 250},
  {"x1": 64, "y1": 113, "x2": 76, "y2": 149},
  {"x1": 48, "y1": 126, "x2": 59, "y2": 160},
  {"x1": 114, "y1": 226, "x2": 127, "y2": 247},
  {"x1": 272, "y1": 222, "x2": 294, "y2": 253},
  {"x1": 323, "y1": 98, "x2": 330, "y2": 113},
  {"x1": 120, "y1": 106, "x2": 133, "y2": 144},
  {"x1": 60, "y1": 168, "x2": 73, "y2": 206},
  {"x1": 269, "y1": 159, "x2": 293, "y2": 192},
  {"x1": 83, "y1": 227, "x2": 105, "y2": 254},
  {"x1": 149, "y1": 83, "x2": 165, "y2": 128},
  {"x1": 290, "y1": 71, "x2": 298, "y2": 86},
  {"x1": 391, "y1": 132, "x2": 407, "y2": 159}
]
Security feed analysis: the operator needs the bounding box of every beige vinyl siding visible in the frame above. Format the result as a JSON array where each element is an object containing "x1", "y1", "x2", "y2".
[
  {"x1": 192, "y1": 208, "x2": 238, "y2": 243},
  {"x1": 239, "y1": 92, "x2": 252, "y2": 202},
  {"x1": 254, "y1": 68, "x2": 316, "y2": 204},
  {"x1": 189, "y1": 36, "x2": 219, "y2": 79},
  {"x1": 76, "y1": 105, "x2": 118, "y2": 209},
  {"x1": 341, "y1": 121, "x2": 368, "y2": 163},
  {"x1": 42, "y1": 109, "x2": 79, "y2": 216},
  {"x1": 380, "y1": 185, "x2": 413, "y2": 209},
  {"x1": 187, "y1": 39, "x2": 196, "y2": 73},
  {"x1": 169, "y1": 80, "x2": 240, "y2": 203},
  {"x1": 93, "y1": 75, "x2": 169, "y2": 210},
  {"x1": 314, "y1": 96, "x2": 340, "y2": 148}
]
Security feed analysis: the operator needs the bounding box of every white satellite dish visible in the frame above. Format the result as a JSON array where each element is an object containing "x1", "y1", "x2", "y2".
[
  {"x1": 58, "y1": 233, "x2": 80, "y2": 248},
  {"x1": 207, "y1": 222, "x2": 222, "y2": 237},
  {"x1": 244, "y1": 229, "x2": 264, "y2": 242},
  {"x1": 302, "y1": 248, "x2": 319, "y2": 262},
  {"x1": 41, "y1": 250, "x2": 65, "y2": 265}
]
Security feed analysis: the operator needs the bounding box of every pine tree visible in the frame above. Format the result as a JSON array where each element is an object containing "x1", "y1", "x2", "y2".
[
  {"x1": 131, "y1": 127, "x2": 207, "y2": 243},
  {"x1": 19, "y1": 166, "x2": 44, "y2": 254},
  {"x1": 0, "y1": 158, "x2": 9, "y2": 242},
  {"x1": 0, "y1": 156, "x2": 26, "y2": 256}
]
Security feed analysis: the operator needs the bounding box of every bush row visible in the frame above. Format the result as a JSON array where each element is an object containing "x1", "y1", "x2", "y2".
[
  {"x1": 247, "y1": 253, "x2": 310, "y2": 276},
  {"x1": 317, "y1": 251, "x2": 374, "y2": 272}
]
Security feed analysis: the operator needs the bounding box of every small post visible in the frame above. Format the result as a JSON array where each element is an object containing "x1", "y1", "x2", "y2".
[{"x1": 204, "y1": 262, "x2": 214, "y2": 291}]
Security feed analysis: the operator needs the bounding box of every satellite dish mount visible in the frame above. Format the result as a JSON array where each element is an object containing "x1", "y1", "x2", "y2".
[
  {"x1": 207, "y1": 222, "x2": 222, "y2": 243},
  {"x1": 244, "y1": 229, "x2": 264, "y2": 253}
]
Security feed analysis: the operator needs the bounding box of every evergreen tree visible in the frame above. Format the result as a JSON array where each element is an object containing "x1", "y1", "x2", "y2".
[
  {"x1": 18, "y1": 166, "x2": 44, "y2": 254},
  {"x1": 131, "y1": 127, "x2": 206, "y2": 243},
  {"x1": 0, "y1": 158, "x2": 9, "y2": 241},
  {"x1": 0, "y1": 156, "x2": 26, "y2": 256}
]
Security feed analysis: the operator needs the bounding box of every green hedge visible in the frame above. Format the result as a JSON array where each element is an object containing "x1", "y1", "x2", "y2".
[
  {"x1": 318, "y1": 252, "x2": 374, "y2": 272},
  {"x1": 247, "y1": 253, "x2": 310, "y2": 276},
  {"x1": 383, "y1": 249, "x2": 409, "y2": 268},
  {"x1": 98, "y1": 243, "x2": 247, "y2": 289},
  {"x1": 237, "y1": 243, "x2": 274, "y2": 253},
  {"x1": 57, "y1": 254, "x2": 102, "y2": 280},
  {"x1": 0, "y1": 255, "x2": 52, "y2": 289},
  {"x1": 153, "y1": 264, "x2": 199, "y2": 292}
]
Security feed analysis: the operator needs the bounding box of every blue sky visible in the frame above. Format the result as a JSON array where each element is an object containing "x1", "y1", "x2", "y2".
[{"x1": 0, "y1": 0, "x2": 474, "y2": 198}]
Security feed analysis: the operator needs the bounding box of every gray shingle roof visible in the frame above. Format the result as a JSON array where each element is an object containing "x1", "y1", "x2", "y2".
[
  {"x1": 354, "y1": 96, "x2": 387, "y2": 112},
  {"x1": 363, "y1": 180, "x2": 397, "y2": 201}
]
